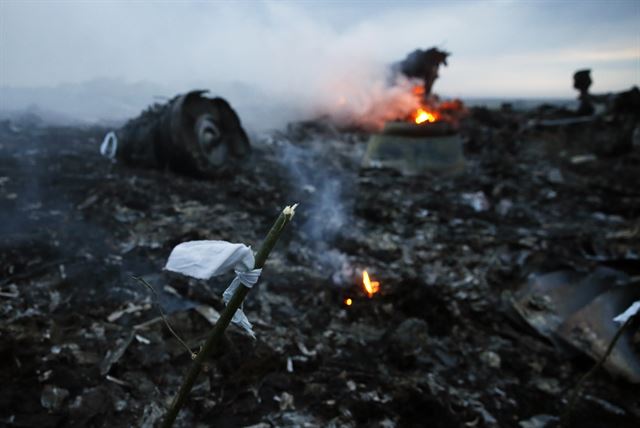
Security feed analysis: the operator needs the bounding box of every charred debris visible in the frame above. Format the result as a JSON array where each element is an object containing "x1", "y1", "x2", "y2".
[
  {"x1": 100, "y1": 90, "x2": 251, "y2": 178},
  {"x1": 1, "y1": 48, "x2": 640, "y2": 428}
]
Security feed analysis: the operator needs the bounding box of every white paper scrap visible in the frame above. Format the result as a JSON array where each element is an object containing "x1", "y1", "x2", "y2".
[{"x1": 613, "y1": 300, "x2": 640, "y2": 324}]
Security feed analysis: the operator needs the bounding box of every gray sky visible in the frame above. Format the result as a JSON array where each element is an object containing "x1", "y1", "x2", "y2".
[{"x1": 1, "y1": 0, "x2": 638, "y2": 124}]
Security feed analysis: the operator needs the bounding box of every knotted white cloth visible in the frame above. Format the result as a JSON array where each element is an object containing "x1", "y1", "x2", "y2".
[
  {"x1": 164, "y1": 240, "x2": 262, "y2": 337},
  {"x1": 221, "y1": 268, "x2": 262, "y2": 337}
]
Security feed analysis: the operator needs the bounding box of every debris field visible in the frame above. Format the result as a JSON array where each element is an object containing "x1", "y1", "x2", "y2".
[{"x1": 1, "y1": 105, "x2": 639, "y2": 427}]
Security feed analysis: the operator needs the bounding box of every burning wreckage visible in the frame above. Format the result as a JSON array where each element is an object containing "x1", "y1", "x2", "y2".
[{"x1": 1, "y1": 47, "x2": 640, "y2": 427}]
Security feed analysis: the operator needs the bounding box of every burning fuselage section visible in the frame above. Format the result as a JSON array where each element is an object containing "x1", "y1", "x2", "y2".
[
  {"x1": 362, "y1": 119, "x2": 465, "y2": 175},
  {"x1": 360, "y1": 48, "x2": 465, "y2": 175},
  {"x1": 360, "y1": 47, "x2": 467, "y2": 175}
]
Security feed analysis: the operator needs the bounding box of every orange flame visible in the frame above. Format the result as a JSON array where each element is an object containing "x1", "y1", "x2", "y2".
[
  {"x1": 344, "y1": 297, "x2": 353, "y2": 306},
  {"x1": 413, "y1": 107, "x2": 437, "y2": 124},
  {"x1": 362, "y1": 270, "x2": 380, "y2": 298}
]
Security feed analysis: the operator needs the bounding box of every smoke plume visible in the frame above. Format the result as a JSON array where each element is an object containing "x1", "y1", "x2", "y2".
[{"x1": 2, "y1": 1, "x2": 638, "y2": 130}]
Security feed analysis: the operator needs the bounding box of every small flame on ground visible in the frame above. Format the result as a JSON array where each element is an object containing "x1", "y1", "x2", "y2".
[
  {"x1": 414, "y1": 107, "x2": 437, "y2": 124},
  {"x1": 362, "y1": 270, "x2": 380, "y2": 298},
  {"x1": 344, "y1": 297, "x2": 353, "y2": 306}
]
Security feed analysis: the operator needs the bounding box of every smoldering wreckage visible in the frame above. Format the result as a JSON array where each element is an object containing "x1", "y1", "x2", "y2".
[{"x1": 1, "y1": 47, "x2": 639, "y2": 428}]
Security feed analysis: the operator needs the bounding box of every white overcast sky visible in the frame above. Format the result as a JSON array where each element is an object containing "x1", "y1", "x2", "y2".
[{"x1": 1, "y1": 0, "x2": 638, "y2": 107}]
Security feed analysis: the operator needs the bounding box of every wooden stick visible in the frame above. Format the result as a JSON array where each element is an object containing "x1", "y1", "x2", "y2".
[{"x1": 161, "y1": 204, "x2": 297, "y2": 427}]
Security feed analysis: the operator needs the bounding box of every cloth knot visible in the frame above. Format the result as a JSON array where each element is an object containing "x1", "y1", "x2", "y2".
[
  {"x1": 223, "y1": 268, "x2": 263, "y2": 339},
  {"x1": 235, "y1": 268, "x2": 262, "y2": 288}
]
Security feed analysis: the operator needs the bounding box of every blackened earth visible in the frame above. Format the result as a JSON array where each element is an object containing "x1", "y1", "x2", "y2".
[{"x1": 1, "y1": 108, "x2": 639, "y2": 427}]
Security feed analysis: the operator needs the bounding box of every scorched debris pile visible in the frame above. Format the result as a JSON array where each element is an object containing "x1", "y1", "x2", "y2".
[{"x1": 1, "y1": 84, "x2": 640, "y2": 427}]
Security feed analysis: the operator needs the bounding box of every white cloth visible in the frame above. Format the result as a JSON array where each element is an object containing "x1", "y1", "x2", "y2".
[
  {"x1": 613, "y1": 300, "x2": 640, "y2": 324},
  {"x1": 165, "y1": 240, "x2": 261, "y2": 337}
]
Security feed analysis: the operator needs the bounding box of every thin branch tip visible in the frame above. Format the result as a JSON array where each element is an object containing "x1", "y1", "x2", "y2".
[{"x1": 283, "y1": 203, "x2": 299, "y2": 219}]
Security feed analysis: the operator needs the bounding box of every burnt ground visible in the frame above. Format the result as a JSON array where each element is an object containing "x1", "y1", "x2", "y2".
[{"x1": 0, "y1": 108, "x2": 639, "y2": 427}]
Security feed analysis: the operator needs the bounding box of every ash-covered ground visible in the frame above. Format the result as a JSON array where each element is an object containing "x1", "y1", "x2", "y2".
[{"x1": 1, "y1": 107, "x2": 639, "y2": 427}]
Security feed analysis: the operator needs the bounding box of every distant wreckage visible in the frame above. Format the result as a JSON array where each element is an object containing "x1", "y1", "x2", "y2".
[{"x1": 101, "y1": 90, "x2": 251, "y2": 177}]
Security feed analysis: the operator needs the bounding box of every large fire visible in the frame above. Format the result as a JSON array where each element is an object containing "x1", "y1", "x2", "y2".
[
  {"x1": 413, "y1": 107, "x2": 438, "y2": 124},
  {"x1": 411, "y1": 85, "x2": 439, "y2": 125},
  {"x1": 362, "y1": 270, "x2": 380, "y2": 298}
]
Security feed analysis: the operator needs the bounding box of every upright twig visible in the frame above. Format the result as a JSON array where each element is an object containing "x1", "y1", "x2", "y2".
[
  {"x1": 132, "y1": 275, "x2": 196, "y2": 359},
  {"x1": 561, "y1": 314, "x2": 637, "y2": 427},
  {"x1": 161, "y1": 204, "x2": 297, "y2": 428}
]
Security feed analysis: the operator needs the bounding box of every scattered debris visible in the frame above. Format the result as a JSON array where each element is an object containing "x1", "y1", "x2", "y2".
[
  {"x1": 40, "y1": 385, "x2": 70, "y2": 411},
  {"x1": 100, "y1": 332, "x2": 135, "y2": 376},
  {"x1": 513, "y1": 268, "x2": 640, "y2": 382},
  {"x1": 479, "y1": 350, "x2": 501, "y2": 369},
  {"x1": 461, "y1": 191, "x2": 490, "y2": 212},
  {"x1": 138, "y1": 402, "x2": 164, "y2": 428},
  {"x1": 1, "y1": 91, "x2": 639, "y2": 426},
  {"x1": 273, "y1": 392, "x2": 295, "y2": 411},
  {"x1": 518, "y1": 414, "x2": 558, "y2": 428}
]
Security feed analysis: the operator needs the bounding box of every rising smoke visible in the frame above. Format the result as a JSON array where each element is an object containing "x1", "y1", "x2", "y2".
[
  {"x1": 3, "y1": 2, "x2": 636, "y2": 130},
  {"x1": 0, "y1": 2, "x2": 436, "y2": 131},
  {"x1": 265, "y1": 126, "x2": 362, "y2": 278}
]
